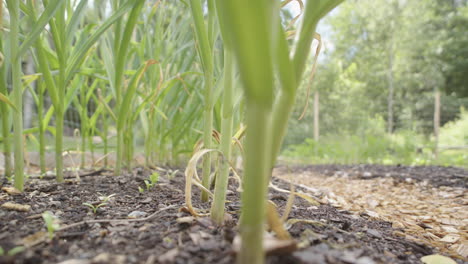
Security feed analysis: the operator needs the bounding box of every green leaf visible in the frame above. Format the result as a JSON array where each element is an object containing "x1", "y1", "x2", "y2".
[
  {"x1": 7, "y1": 246, "x2": 25, "y2": 256},
  {"x1": 18, "y1": 0, "x2": 64, "y2": 58},
  {"x1": 0, "y1": 92, "x2": 17, "y2": 111},
  {"x1": 117, "y1": 60, "x2": 157, "y2": 129},
  {"x1": 65, "y1": 0, "x2": 88, "y2": 45},
  {"x1": 65, "y1": 0, "x2": 138, "y2": 83}
]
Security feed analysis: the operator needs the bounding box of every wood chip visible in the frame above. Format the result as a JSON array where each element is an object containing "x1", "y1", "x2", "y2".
[
  {"x1": 439, "y1": 234, "x2": 460, "y2": 243},
  {"x1": 455, "y1": 243, "x2": 468, "y2": 258},
  {"x1": 1, "y1": 202, "x2": 31, "y2": 212},
  {"x1": 1, "y1": 187, "x2": 21, "y2": 195},
  {"x1": 176, "y1": 216, "x2": 194, "y2": 224},
  {"x1": 232, "y1": 234, "x2": 297, "y2": 256},
  {"x1": 420, "y1": 254, "x2": 457, "y2": 264},
  {"x1": 21, "y1": 231, "x2": 48, "y2": 247}
]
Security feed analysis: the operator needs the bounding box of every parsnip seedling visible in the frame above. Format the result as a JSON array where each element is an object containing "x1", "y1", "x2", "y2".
[
  {"x1": 140, "y1": 172, "x2": 160, "y2": 192},
  {"x1": 42, "y1": 211, "x2": 60, "y2": 239},
  {"x1": 83, "y1": 193, "x2": 116, "y2": 214}
]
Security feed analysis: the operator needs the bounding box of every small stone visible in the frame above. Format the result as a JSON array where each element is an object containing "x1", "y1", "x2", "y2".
[
  {"x1": 141, "y1": 197, "x2": 152, "y2": 204},
  {"x1": 50, "y1": 200, "x2": 61, "y2": 207},
  {"x1": 177, "y1": 216, "x2": 194, "y2": 225},
  {"x1": 158, "y1": 248, "x2": 179, "y2": 264},
  {"x1": 128, "y1": 211, "x2": 147, "y2": 219},
  {"x1": 138, "y1": 232, "x2": 150, "y2": 241},
  {"x1": 356, "y1": 256, "x2": 376, "y2": 264},
  {"x1": 57, "y1": 259, "x2": 90, "y2": 264},
  {"x1": 366, "y1": 229, "x2": 382, "y2": 239},
  {"x1": 92, "y1": 252, "x2": 126, "y2": 264}
]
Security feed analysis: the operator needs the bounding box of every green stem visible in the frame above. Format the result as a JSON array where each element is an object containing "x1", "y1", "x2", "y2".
[
  {"x1": 38, "y1": 82, "x2": 46, "y2": 175},
  {"x1": 211, "y1": 49, "x2": 234, "y2": 224},
  {"x1": 188, "y1": 0, "x2": 215, "y2": 202},
  {"x1": 116, "y1": 130, "x2": 124, "y2": 175},
  {"x1": 7, "y1": 0, "x2": 25, "y2": 191},
  {"x1": 80, "y1": 84, "x2": 87, "y2": 169},
  {"x1": 48, "y1": 1, "x2": 66, "y2": 183},
  {"x1": 269, "y1": 91, "x2": 296, "y2": 168},
  {"x1": 0, "y1": 102, "x2": 11, "y2": 178},
  {"x1": 55, "y1": 111, "x2": 64, "y2": 182},
  {"x1": 113, "y1": 0, "x2": 144, "y2": 176},
  {"x1": 201, "y1": 72, "x2": 214, "y2": 202},
  {"x1": 103, "y1": 114, "x2": 108, "y2": 168},
  {"x1": 239, "y1": 101, "x2": 272, "y2": 264},
  {"x1": 125, "y1": 122, "x2": 133, "y2": 168},
  {"x1": 0, "y1": 61, "x2": 11, "y2": 179}
]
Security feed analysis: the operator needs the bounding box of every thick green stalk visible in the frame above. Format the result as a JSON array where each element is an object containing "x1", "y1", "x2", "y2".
[
  {"x1": 201, "y1": 72, "x2": 214, "y2": 202},
  {"x1": 116, "y1": 131, "x2": 124, "y2": 174},
  {"x1": 51, "y1": 3, "x2": 67, "y2": 183},
  {"x1": 240, "y1": 101, "x2": 272, "y2": 264},
  {"x1": 0, "y1": 55, "x2": 11, "y2": 179},
  {"x1": 269, "y1": 25, "x2": 298, "y2": 168},
  {"x1": 270, "y1": 92, "x2": 296, "y2": 168},
  {"x1": 0, "y1": 101, "x2": 11, "y2": 178},
  {"x1": 38, "y1": 82, "x2": 46, "y2": 175},
  {"x1": 80, "y1": 83, "x2": 87, "y2": 168},
  {"x1": 28, "y1": 0, "x2": 58, "y2": 176},
  {"x1": 292, "y1": 0, "x2": 344, "y2": 81},
  {"x1": 188, "y1": 0, "x2": 215, "y2": 202},
  {"x1": 55, "y1": 111, "x2": 64, "y2": 182},
  {"x1": 7, "y1": 0, "x2": 25, "y2": 191},
  {"x1": 103, "y1": 114, "x2": 108, "y2": 168},
  {"x1": 0, "y1": 1, "x2": 11, "y2": 178},
  {"x1": 114, "y1": 0, "x2": 144, "y2": 176},
  {"x1": 210, "y1": 49, "x2": 234, "y2": 224},
  {"x1": 269, "y1": 1, "x2": 344, "y2": 168}
]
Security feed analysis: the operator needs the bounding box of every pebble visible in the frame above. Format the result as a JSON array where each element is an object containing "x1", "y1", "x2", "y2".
[
  {"x1": 50, "y1": 200, "x2": 61, "y2": 207},
  {"x1": 366, "y1": 229, "x2": 383, "y2": 239},
  {"x1": 128, "y1": 211, "x2": 147, "y2": 218},
  {"x1": 57, "y1": 259, "x2": 90, "y2": 264}
]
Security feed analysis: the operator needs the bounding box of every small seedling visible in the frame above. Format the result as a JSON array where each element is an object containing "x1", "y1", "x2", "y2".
[
  {"x1": 42, "y1": 211, "x2": 60, "y2": 239},
  {"x1": 0, "y1": 246, "x2": 25, "y2": 256},
  {"x1": 83, "y1": 193, "x2": 116, "y2": 214},
  {"x1": 138, "y1": 186, "x2": 145, "y2": 193},
  {"x1": 167, "y1": 169, "x2": 179, "y2": 180},
  {"x1": 141, "y1": 172, "x2": 159, "y2": 191}
]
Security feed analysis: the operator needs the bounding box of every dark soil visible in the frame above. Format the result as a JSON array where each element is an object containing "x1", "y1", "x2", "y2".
[
  {"x1": 0, "y1": 166, "x2": 460, "y2": 264},
  {"x1": 282, "y1": 164, "x2": 467, "y2": 188}
]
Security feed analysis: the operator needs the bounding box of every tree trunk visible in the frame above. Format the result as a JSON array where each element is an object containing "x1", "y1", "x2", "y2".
[
  {"x1": 434, "y1": 89, "x2": 440, "y2": 159},
  {"x1": 387, "y1": 48, "x2": 395, "y2": 134}
]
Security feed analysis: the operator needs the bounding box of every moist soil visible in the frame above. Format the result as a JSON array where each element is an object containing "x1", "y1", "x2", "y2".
[{"x1": 0, "y1": 165, "x2": 465, "y2": 264}]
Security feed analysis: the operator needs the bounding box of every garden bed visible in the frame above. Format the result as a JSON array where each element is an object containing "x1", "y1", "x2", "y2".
[{"x1": 1, "y1": 165, "x2": 465, "y2": 264}]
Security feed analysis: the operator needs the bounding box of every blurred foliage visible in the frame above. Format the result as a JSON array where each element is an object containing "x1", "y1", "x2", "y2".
[
  {"x1": 284, "y1": 113, "x2": 466, "y2": 167},
  {"x1": 283, "y1": 0, "x2": 467, "y2": 167}
]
